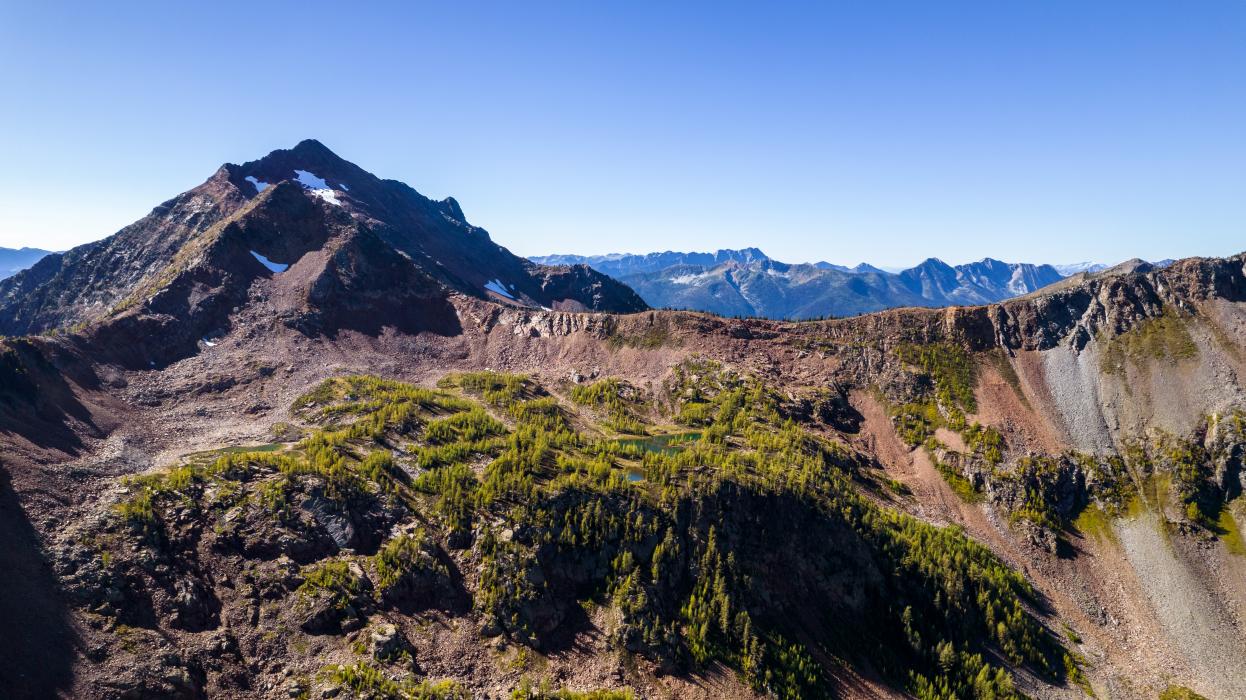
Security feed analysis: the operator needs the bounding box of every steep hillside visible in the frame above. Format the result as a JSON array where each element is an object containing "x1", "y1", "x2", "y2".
[
  {"x1": 0, "y1": 164, "x2": 1243, "y2": 699},
  {"x1": 535, "y1": 250, "x2": 1064, "y2": 319},
  {"x1": 0, "y1": 140, "x2": 645, "y2": 338}
]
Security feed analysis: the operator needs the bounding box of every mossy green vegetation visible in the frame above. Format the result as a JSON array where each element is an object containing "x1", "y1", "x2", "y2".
[
  {"x1": 881, "y1": 355, "x2": 1244, "y2": 545},
  {"x1": 298, "y1": 560, "x2": 362, "y2": 611},
  {"x1": 1075, "y1": 452, "x2": 1132, "y2": 515},
  {"x1": 1216, "y1": 502, "x2": 1246, "y2": 555},
  {"x1": 320, "y1": 662, "x2": 468, "y2": 699},
  {"x1": 885, "y1": 477, "x2": 912, "y2": 496},
  {"x1": 1112, "y1": 430, "x2": 1227, "y2": 528},
  {"x1": 182, "y1": 442, "x2": 283, "y2": 466},
  {"x1": 1158, "y1": 685, "x2": 1210, "y2": 700},
  {"x1": 884, "y1": 343, "x2": 1014, "y2": 507},
  {"x1": 1099, "y1": 311, "x2": 1199, "y2": 375},
  {"x1": 510, "y1": 678, "x2": 633, "y2": 699},
  {"x1": 319, "y1": 665, "x2": 631, "y2": 700},
  {"x1": 1006, "y1": 456, "x2": 1067, "y2": 530},
  {"x1": 895, "y1": 342, "x2": 978, "y2": 415},
  {"x1": 570, "y1": 378, "x2": 648, "y2": 435},
  {"x1": 107, "y1": 362, "x2": 1075, "y2": 700},
  {"x1": 374, "y1": 530, "x2": 440, "y2": 590},
  {"x1": 933, "y1": 458, "x2": 983, "y2": 504},
  {"x1": 961, "y1": 423, "x2": 1004, "y2": 466},
  {"x1": 1072, "y1": 504, "x2": 1116, "y2": 543}
]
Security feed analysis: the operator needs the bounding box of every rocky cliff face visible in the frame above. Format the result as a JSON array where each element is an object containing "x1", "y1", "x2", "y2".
[
  {"x1": 0, "y1": 165, "x2": 251, "y2": 335},
  {"x1": 0, "y1": 140, "x2": 646, "y2": 339},
  {"x1": 0, "y1": 169, "x2": 1242, "y2": 699}
]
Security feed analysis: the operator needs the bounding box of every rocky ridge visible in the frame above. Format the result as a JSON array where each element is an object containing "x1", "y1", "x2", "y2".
[
  {"x1": 0, "y1": 159, "x2": 1242, "y2": 699},
  {"x1": 0, "y1": 140, "x2": 646, "y2": 340}
]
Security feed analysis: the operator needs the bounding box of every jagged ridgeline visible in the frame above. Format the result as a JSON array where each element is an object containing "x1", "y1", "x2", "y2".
[
  {"x1": 877, "y1": 340, "x2": 1246, "y2": 557},
  {"x1": 71, "y1": 362, "x2": 1082, "y2": 699}
]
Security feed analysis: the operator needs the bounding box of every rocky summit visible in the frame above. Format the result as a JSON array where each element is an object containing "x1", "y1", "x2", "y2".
[
  {"x1": 0, "y1": 140, "x2": 645, "y2": 342},
  {"x1": 0, "y1": 144, "x2": 1242, "y2": 700}
]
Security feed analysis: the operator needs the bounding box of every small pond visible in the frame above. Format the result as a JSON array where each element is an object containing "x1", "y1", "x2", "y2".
[{"x1": 614, "y1": 431, "x2": 702, "y2": 456}]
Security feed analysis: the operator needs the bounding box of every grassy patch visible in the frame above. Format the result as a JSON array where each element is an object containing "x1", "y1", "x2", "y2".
[
  {"x1": 511, "y1": 677, "x2": 634, "y2": 700},
  {"x1": 895, "y1": 342, "x2": 978, "y2": 414},
  {"x1": 1100, "y1": 311, "x2": 1199, "y2": 375},
  {"x1": 570, "y1": 378, "x2": 649, "y2": 435},
  {"x1": 884, "y1": 477, "x2": 911, "y2": 496},
  {"x1": 606, "y1": 324, "x2": 672, "y2": 350},
  {"x1": 320, "y1": 662, "x2": 467, "y2": 699},
  {"x1": 1159, "y1": 685, "x2": 1210, "y2": 700},
  {"x1": 1215, "y1": 502, "x2": 1246, "y2": 556},
  {"x1": 1072, "y1": 504, "x2": 1116, "y2": 543},
  {"x1": 374, "y1": 530, "x2": 440, "y2": 590},
  {"x1": 297, "y1": 560, "x2": 361, "y2": 610},
  {"x1": 183, "y1": 442, "x2": 283, "y2": 464},
  {"x1": 934, "y1": 459, "x2": 983, "y2": 503}
]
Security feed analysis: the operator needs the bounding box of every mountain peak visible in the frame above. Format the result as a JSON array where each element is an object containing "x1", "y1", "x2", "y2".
[
  {"x1": 851, "y1": 263, "x2": 887, "y2": 274},
  {"x1": 719, "y1": 247, "x2": 767, "y2": 262},
  {"x1": 0, "y1": 140, "x2": 647, "y2": 342},
  {"x1": 231, "y1": 139, "x2": 363, "y2": 196},
  {"x1": 290, "y1": 137, "x2": 336, "y2": 156}
]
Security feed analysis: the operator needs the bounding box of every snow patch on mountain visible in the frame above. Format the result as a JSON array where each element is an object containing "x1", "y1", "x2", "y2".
[
  {"x1": 309, "y1": 189, "x2": 342, "y2": 206},
  {"x1": 292, "y1": 169, "x2": 342, "y2": 206},
  {"x1": 245, "y1": 176, "x2": 270, "y2": 193}
]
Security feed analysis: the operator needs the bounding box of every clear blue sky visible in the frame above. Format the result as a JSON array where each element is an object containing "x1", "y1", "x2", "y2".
[{"x1": 1, "y1": 1, "x2": 1242, "y2": 267}]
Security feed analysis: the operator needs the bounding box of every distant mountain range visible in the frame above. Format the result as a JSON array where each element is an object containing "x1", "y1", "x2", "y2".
[
  {"x1": 533, "y1": 249, "x2": 1079, "y2": 319},
  {"x1": 0, "y1": 247, "x2": 53, "y2": 279}
]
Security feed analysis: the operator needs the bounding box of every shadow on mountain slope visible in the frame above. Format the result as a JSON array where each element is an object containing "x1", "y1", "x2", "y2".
[
  {"x1": 0, "y1": 338, "x2": 105, "y2": 455},
  {"x1": 0, "y1": 467, "x2": 77, "y2": 698}
]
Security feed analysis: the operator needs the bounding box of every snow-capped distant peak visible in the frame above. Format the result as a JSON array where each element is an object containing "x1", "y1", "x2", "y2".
[
  {"x1": 250, "y1": 250, "x2": 289, "y2": 273},
  {"x1": 484, "y1": 279, "x2": 515, "y2": 300},
  {"x1": 245, "y1": 175, "x2": 270, "y2": 193},
  {"x1": 1053, "y1": 262, "x2": 1108, "y2": 276}
]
